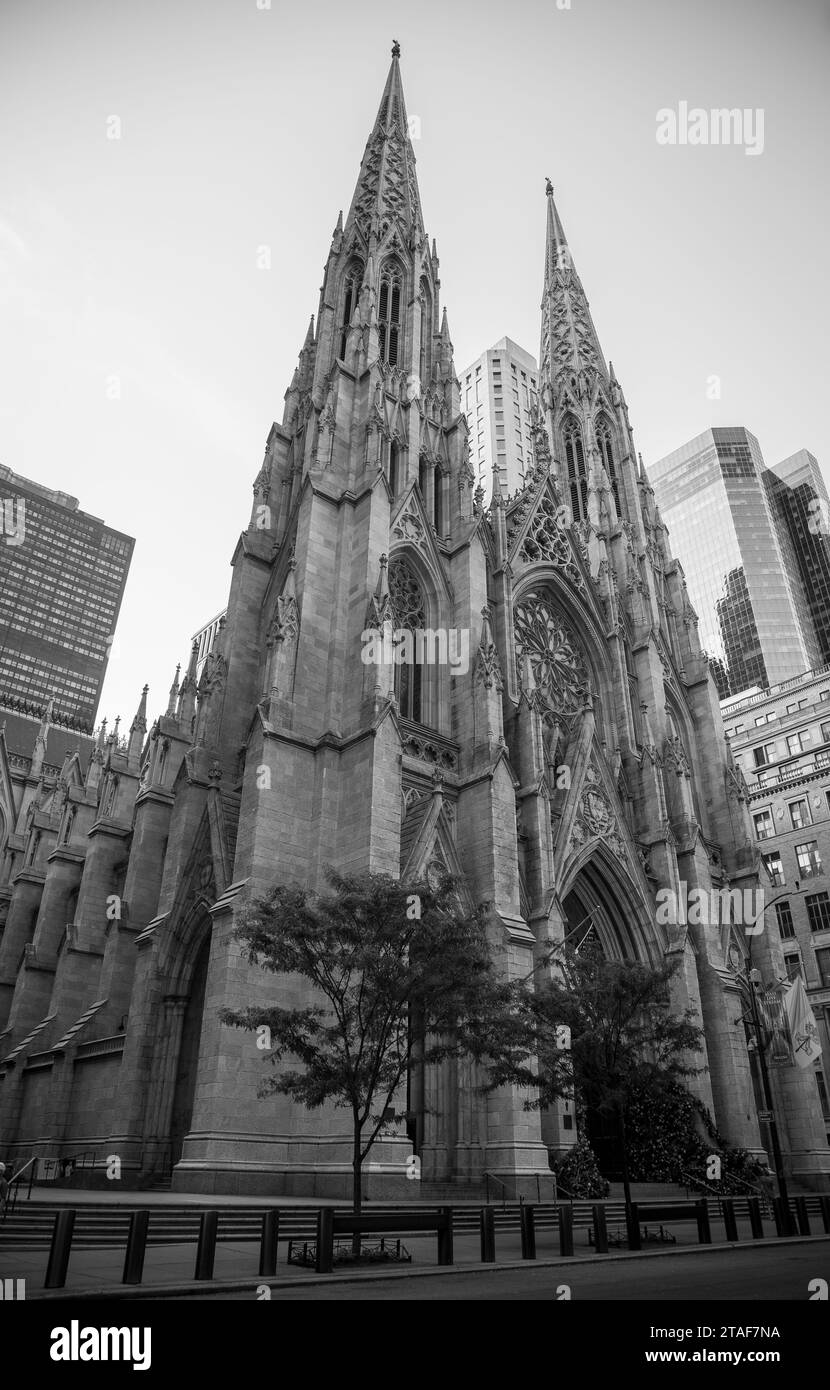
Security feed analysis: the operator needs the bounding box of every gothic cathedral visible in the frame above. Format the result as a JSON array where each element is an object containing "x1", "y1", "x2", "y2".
[{"x1": 1, "y1": 46, "x2": 827, "y2": 1196}]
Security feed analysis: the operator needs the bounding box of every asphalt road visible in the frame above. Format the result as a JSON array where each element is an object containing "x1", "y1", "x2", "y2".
[{"x1": 191, "y1": 1239, "x2": 830, "y2": 1300}]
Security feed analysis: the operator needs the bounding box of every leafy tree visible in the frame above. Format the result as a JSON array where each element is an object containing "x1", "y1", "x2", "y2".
[
  {"x1": 221, "y1": 869, "x2": 536, "y2": 1228},
  {"x1": 518, "y1": 942, "x2": 704, "y2": 1204}
]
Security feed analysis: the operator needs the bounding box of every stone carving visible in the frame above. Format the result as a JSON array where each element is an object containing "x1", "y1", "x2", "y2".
[{"x1": 568, "y1": 764, "x2": 626, "y2": 861}]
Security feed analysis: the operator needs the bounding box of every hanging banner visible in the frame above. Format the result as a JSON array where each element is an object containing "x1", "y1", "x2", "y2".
[
  {"x1": 783, "y1": 975, "x2": 822, "y2": 1069},
  {"x1": 760, "y1": 987, "x2": 795, "y2": 1067}
]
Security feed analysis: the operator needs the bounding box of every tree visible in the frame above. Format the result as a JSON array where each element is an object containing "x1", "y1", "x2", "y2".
[
  {"x1": 221, "y1": 869, "x2": 535, "y2": 1232},
  {"x1": 519, "y1": 942, "x2": 704, "y2": 1204}
]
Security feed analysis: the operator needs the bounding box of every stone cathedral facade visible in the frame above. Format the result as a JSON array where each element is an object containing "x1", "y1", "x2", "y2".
[{"x1": 0, "y1": 47, "x2": 827, "y2": 1196}]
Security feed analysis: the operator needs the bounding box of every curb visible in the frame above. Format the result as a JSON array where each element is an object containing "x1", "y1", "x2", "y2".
[{"x1": 26, "y1": 1233, "x2": 830, "y2": 1300}]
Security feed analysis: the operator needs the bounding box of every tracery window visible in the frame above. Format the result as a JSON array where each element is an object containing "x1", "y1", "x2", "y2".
[
  {"x1": 564, "y1": 417, "x2": 587, "y2": 522},
  {"x1": 379, "y1": 264, "x2": 402, "y2": 367},
  {"x1": 389, "y1": 556, "x2": 425, "y2": 723},
  {"x1": 419, "y1": 277, "x2": 432, "y2": 388},
  {"x1": 339, "y1": 261, "x2": 364, "y2": 360},
  {"x1": 596, "y1": 416, "x2": 621, "y2": 515}
]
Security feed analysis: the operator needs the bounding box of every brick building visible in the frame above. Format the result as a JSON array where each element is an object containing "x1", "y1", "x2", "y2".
[{"x1": 724, "y1": 665, "x2": 830, "y2": 1142}]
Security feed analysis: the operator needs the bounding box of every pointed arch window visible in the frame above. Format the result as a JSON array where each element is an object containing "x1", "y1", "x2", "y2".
[
  {"x1": 419, "y1": 277, "x2": 432, "y2": 388},
  {"x1": 379, "y1": 264, "x2": 402, "y2": 367},
  {"x1": 339, "y1": 261, "x2": 364, "y2": 360},
  {"x1": 596, "y1": 417, "x2": 621, "y2": 515},
  {"x1": 564, "y1": 417, "x2": 587, "y2": 521},
  {"x1": 389, "y1": 440, "x2": 400, "y2": 498},
  {"x1": 418, "y1": 456, "x2": 428, "y2": 501},
  {"x1": 389, "y1": 556, "x2": 425, "y2": 723},
  {"x1": 434, "y1": 468, "x2": 444, "y2": 537}
]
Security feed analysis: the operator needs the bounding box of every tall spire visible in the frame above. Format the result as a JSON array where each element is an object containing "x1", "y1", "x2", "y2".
[
  {"x1": 540, "y1": 179, "x2": 608, "y2": 392},
  {"x1": 344, "y1": 42, "x2": 423, "y2": 239}
]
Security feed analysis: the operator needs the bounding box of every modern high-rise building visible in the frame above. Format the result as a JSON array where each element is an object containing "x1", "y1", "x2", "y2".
[
  {"x1": 649, "y1": 429, "x2": 820, "y2": 698},
  {"x1": 0, "y1": 464, "x2": 134, "y2": 735},
  {"x1": 459, "y1": 337, "x2": 539, "y2": 500},
  {"x1": 192, "y1": 609, "x2": 226, "y2": 684},
  {"x1": 764, "y1": 450, "x2": 830, "y2": 668}
]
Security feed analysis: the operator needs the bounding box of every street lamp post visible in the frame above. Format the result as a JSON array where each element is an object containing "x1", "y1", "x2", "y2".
[{"x1": 741, "y1": 964, "x2": 794, "y2": 1236}]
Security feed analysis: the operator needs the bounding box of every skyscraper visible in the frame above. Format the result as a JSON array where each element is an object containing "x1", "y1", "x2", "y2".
[
  {"x1": 459, "y1": 337, "x2": 539, "y2": 500},
  {"x1": 649, "y1": 429, "x2": 820, "y2": 698},
  {"x1": 764, "y1": 450, "x2": 830, "y2": 667},
  {"x1": 0, "y1": 464, "x2": 134, "y2": 735}
]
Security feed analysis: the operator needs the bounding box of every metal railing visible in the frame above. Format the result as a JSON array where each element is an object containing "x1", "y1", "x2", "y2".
[{"x1": 1, "y1": 1156, "x2": 37, "y2": 1220}]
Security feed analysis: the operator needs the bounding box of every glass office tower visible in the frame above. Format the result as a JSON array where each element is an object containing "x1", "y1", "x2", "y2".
[
  {"x1": 764, "y1": 450, "x2": 830, "y2": 667},
  {"x1": 649, "y1": 428, "x2": 819, "y2": 698},
  {"x1": 0, "y1": 464, "x2": 134, "y2": 733},
  {"x1": 459, "y1": 337, "x2": 539, "y2": 502}
]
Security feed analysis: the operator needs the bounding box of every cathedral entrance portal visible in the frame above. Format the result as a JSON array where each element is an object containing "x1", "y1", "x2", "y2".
[
  {"x1": 168, "y1": 933, "x2": 210, "y2": 1166},
  {"x1": 560, "y1": 856, "x2": 655, "y2": 1181}
]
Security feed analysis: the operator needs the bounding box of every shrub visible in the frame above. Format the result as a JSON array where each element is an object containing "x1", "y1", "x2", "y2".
[{"x1": 555, "y1": 1135, "x2": 609, "y2": 1198}]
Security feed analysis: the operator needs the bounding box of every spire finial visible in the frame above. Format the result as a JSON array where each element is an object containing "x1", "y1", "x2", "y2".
[
  {"x1": 546, "y1": 177, "x2": 553, "y2": 197},
  {"x1": 392, "y1": 39, "x2": 401, "y2": 58}
]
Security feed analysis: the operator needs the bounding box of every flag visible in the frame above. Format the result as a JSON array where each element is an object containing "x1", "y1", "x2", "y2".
[{"x1": 783, "y1": 975, "x2": 821, "y2": 1069}]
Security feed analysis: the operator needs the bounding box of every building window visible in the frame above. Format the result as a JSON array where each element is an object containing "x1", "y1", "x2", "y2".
[
  {"x1": 596, "y1": 417, "x2": 621, "y2": 514},
  {"x1": 378, "y1": 265, "x2": 402, "y2": 367},
  {"x1": 784, "y1": 953, "x2": 803, "y2": 981},
  {"x1": 338, "y1": 261, "x2": 364, "y2": 359},
  {"x1": 775, "y1": 901, "x2": 795, "y2": 939},
  {"x1": 789, "y1": 798, "x2": 811, "y2": 831},
  {"x1": 821, "y1": 691, "x2": 830, "y2": 702},
  {"x1": 564, "y1": 417, "x2": 587, "y2": 522},
  {"x1": 762, "y1": 852, "x2": 785, "y2": 887},
  {"x1": 796, "y1": 841, "x2": 822, "y2": 878},
  {"x1": 388, "y1": 557, "x2": 425, "y2": 724},
  {"x1": 806, "y1": 891, "x2": 830, "y2": 932},
  {"x1": 816, "y1": 1068, "x2": 830, "y2": 1114},
  {"x1": 753, "y1": 809, "x2": 775, "y2": 840},
  {"x1": 735, "y1": 723, "x2": 745, "y2": 734},
  {"x1": 815, "y1": 951, "x2": 830, "y2": 988},
  {"x1": 753, "y1": 742, "x2": 777, "y2": 768},
  {"x1": 787, "y1": 729, "x2": 811, "y2": 756},
  {"x1": 821, "y1": 721, "x2": 830, "y2": 744},
  {"x1": 389, "y1": 440, "x2": 400, "y2": 498}
]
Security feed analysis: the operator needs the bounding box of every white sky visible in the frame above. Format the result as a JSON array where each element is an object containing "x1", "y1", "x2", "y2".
[{"x1": 1, "y1": 0, "x2": 828, "y2": 730}]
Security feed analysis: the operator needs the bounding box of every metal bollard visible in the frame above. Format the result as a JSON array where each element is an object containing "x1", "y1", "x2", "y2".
[
  {"x1": 696, "y1": 1199, "x2": 712, "y2": 1245},
  {"x1": 122, "y1": 1209, "x2": 150, "y2": 1285},
  {"x1": 747, "y1": 1196, "x2": 764, "y2": 1239},
  {"x1": 315, "y1": 1208, "x2": 335, "y2": 1273},
  {"x1": 722, "y1": 1199, "x2": 738, "y2": 1243},
  {"x1": 480, "y1": 1206, "x2": 496, "y2": 1263},
  {"x1": 194, "y1": 1209, "x2": 219, "y2": 1280},
  {"x1": 626, "y1": 1203, "x2": 642, "y2": 1251},
  {"x1": 437, "y1": 1207, "x2": 454, "y2": 1266},
  {"x1": 772, "y1": 1196, "x2": 790, "y2": 1237},
  {"x1": 591, "y1": 1204, "x2": 608, "y2": 1253},
  {"x1": 558, "y1": 1203, "x2": 574, "y2": 1257},
  {"x1": 259, "y1": 1209, "x2": 280, "y2": 1277},
  {"x1": 44, "y1": 1208, "x2": 76, "y2": 1289},
  {"x1": 520, "y1": 1203, "x2": 536, "y2": 1259},
  {"x1": 794, "y1": 1196, "x2": 810, "y2": 1236}
]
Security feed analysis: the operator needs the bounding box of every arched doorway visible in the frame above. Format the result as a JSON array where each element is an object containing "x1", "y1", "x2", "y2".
[
  {"x1": 560, "y1": 850, "x2": 656, "y2": 1179},
  {"x1": 168, "y1": 934, "x2": 210, "y2": 1165}
]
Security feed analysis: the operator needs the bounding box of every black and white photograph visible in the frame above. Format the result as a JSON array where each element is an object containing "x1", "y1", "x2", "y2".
[{"x1": 0, "y1": 0, "x2": 827, "y2": 1368}]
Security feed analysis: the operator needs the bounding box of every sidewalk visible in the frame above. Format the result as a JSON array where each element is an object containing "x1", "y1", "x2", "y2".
[
  {"x1": 11, "y1": 1233, "x2": 829, "y2": 1301},
  {"x1": 1, "y1": 1198, "x2": 793, "y2": 1297}
]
